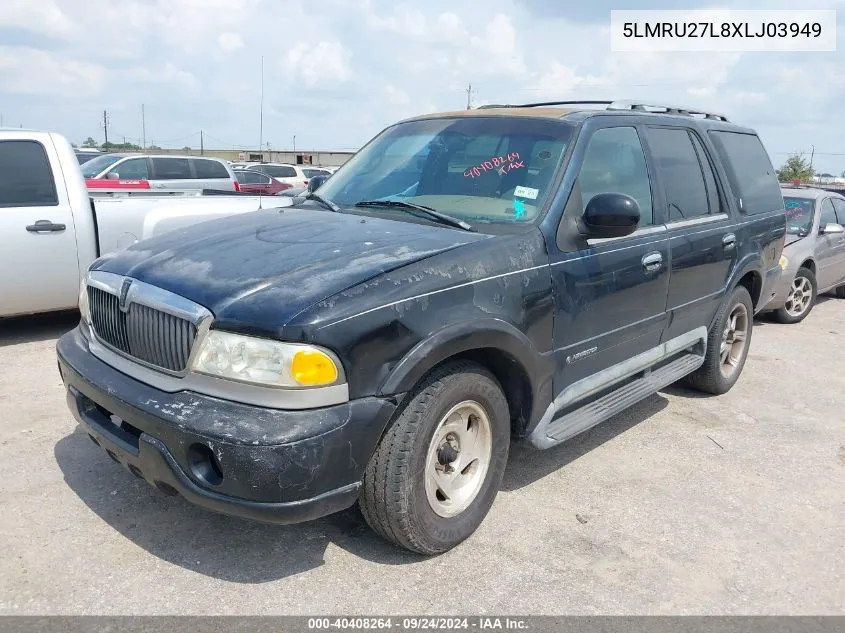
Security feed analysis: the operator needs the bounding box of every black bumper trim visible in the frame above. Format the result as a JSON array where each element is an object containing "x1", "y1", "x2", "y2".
[{"x1": 69, "y1": 384, "x2": 362, "y2": 524}]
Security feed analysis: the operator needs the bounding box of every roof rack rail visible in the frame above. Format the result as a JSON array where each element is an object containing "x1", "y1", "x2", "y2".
[
  {"x1": 477, "y1": 100, "x2": 613, "y2": 109},
  {"x1": 607, "y1": 100, "x2": 729, "y2": 121},
  {"x1": 476, "y1": 99, "x2": 730, "y2": 121}
]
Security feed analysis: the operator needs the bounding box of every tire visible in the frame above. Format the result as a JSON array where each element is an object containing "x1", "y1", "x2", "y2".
[
  {"x1": 773, "y1": 267, "x2": 817, "y2": 324},
  {"x1": 836, "y1": 285, "x2": 845, "y2": 299},
  {"x1": 684, "y1": 285, "x2": 754, "y2": 395},
  {"x1": 359, "y1": 360, "x2": 510, "y2": 555}
]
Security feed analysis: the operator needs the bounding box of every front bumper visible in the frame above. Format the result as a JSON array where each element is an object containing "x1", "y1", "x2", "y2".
[{"x1": 57, "y1": 327, "x2": 398, "y2": 524}]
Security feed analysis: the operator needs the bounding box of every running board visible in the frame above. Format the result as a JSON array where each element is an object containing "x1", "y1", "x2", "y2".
[{"x1": 528, "y1": 334, "x2": 707, "y2": 450}]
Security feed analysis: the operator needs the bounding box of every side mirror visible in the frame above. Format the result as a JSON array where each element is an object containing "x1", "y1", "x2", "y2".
[
  {"x1": 105, "y1": 171, "x2": 120, "y2": 180},
  {"x1": 307, "y1": 175, "x2": 329, "y2": 192},
  {"x1": 582, "y1": 193, "x2": 640, "y2": 238},
  {"x1": 820, "y1": 222, "x2": 845, "y2": 235}
]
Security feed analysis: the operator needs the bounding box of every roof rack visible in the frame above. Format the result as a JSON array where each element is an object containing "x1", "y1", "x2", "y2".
[
  {"x1": 477, "y1": 100, "x2": 613, "y2": 109},
  {"x1": 476, "y1": 99, "x2": 730, "y2": 122},
  {"x1": 607, "y1": 100, "x2": 729, "y2": 121}
]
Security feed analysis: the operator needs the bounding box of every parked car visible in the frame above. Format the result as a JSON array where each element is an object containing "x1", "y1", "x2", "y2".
[
  {"x1": 0, "y1": 130, "x2": 291, "y2": 318},
  {"x1": 234, "y1": 169, "x2": 292, "y2": 195},
  {"x1": 764, "y1": 186, "x2": 845, "y2": 323},
  {"x1": 57, "y1": 100, "x2": 785, "y2": 554},
  {"x1": 82, "y1": 153, "x2": 239, "y2": 192},
  {"x1": 302, "y1": 167, "x2": 333, "y2": 180},
  {"x1": 242, "y1": 162, "x2": 309, "y2": 188},
  {"x1": 74, "y1": 148, "x2": 102, "y2": 164}
]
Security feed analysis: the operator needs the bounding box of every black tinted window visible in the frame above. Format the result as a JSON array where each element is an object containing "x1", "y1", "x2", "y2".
[
  {"x1": 193, "y1": 159, "x2": 230, "y2": 179},
  {"x1": 235, "y1": 171, "x2": 265, "y2": 183},
  {"x1": 0, "y1": 140, "x2": 58, "y2": 207},
  {"x1": 709, "y1": 131, "x2": 782, "y2": 215},
  {"x1": 151, "y1": 157, "x2": 191, "y2": 179},
  {"x1": 260, "y1": 165, "x2": 297, "y2": 178},
  {"x1": 578, "y1": 126, "x2": 654, "y2": 225},
  {"x1": 820, "y1": 198, "x2": 837, "y2": 225},
  {"x1": 647, "y1": 128, "x2": 709, "y2": 221},
  {"x1": 114, "y1": 157, "x2": 148, "y2": 179}
]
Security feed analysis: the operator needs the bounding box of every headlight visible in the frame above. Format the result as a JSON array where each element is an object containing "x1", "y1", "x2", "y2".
[
  {"x1": 779, "y1": 255, "x2": 789, "y2": 270},
  {"x1": 78, "y1": 278, "x2": 91, "y2": 324},
  {"x1": 191, "y1": 331, "x2": 342, "y2": 388}
]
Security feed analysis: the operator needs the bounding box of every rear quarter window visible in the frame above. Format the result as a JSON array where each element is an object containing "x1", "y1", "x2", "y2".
[
  {"x1": 193, "y1": 159, "x2": 230, "y2": 179},
  {"x1": 0, "y1": 140, "x2": 59, "y2": 207},
  {"x1": 708, "y1": 131, "x2": 783, "y2": 215}
]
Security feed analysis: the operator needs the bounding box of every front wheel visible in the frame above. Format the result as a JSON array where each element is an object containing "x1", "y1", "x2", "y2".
[
  {"x1": 359, "y1": 360, "x2": 510, "y2": 554},
  {"x1": 774, "y1": 267, "x2": 817, "y2": 324},
  {"x1": 684, "y1": 285, "x2": 754, "y2": 395}
]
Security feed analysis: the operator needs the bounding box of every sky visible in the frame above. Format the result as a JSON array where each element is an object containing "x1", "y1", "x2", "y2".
[{"x1": 1, "y1": 0, "x2": 843, "y2": 174}]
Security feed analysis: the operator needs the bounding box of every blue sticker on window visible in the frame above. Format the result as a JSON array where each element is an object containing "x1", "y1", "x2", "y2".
[
  {"x1": 785, "y1": 200, "x2": 802, "y2": 209},
  {"x1": 513, "y1": 199, "x2": 526, "y2": 219}
]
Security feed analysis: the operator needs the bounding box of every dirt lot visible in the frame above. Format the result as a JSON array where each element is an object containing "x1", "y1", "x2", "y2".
[{"x1": 0, "y1": 299, "x2": 843, "y2": 615}]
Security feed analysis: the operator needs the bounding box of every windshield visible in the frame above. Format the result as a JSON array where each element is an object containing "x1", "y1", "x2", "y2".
[
  {"x1": 783, "y1": 196, "x2": 815, "y2": 237},
  {"x1": 316, "y1": 116, "x2": 573, "y2": 225},
  {"x1": 303, "y1": 168, "x2": 329, "y2": 178},
  {"x1": 81, "y1": 154, "x2": 123, "y2": 178}
]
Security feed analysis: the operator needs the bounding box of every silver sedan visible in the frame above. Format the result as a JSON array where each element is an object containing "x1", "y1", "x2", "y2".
[{"x1": 767, "y1": 186, "x2": 845, "y2": 323}]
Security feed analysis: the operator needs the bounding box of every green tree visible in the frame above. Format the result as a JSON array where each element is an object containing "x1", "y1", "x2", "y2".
[
  {"x1": 101, "y1": 141, "x2": 141, "y2": 151},
  {"x1": 81, "y1": 136, "x2": 99, "y2": 148},
  {"x1": 777, "y1": 154, "x2": 814, "y2": 183}
]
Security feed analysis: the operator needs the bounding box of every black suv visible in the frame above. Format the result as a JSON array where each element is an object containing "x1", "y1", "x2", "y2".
[{"x1": 57, "y1": 100, "x2": 786, "y2": 554}]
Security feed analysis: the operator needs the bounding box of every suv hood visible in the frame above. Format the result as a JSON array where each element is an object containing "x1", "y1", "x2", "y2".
[{"x1": 93, "y1": 208, "x2": 489, "y2": 333}]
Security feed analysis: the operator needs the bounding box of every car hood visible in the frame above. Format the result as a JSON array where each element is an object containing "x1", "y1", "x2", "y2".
[{"x1": 93, "y1": 207, "x2": 490, "y2": 333}]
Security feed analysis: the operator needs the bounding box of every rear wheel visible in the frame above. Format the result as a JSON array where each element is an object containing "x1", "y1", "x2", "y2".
[
  {"x1": 774, "y1": 267, "x2": 817, "y2": 324},
  {"x1": 684, "y1": 285, "x2": 753, "y2": 395},
  {"x1": 835, "y1": 285, "x2": 845, "y2": 299},
  {"x1": 359, "y1": 360, "x2": 509, "y2": 555}
]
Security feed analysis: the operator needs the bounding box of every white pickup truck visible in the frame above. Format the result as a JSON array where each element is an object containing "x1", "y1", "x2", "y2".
[{"x1": 0, "y1": 129, "x2": 290, "y2": 318}]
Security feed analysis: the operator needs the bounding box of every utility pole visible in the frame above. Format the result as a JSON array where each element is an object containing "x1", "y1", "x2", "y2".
[
  {"x1": 141, "y1": 104, "x2": 146, "y2": 150},
  {"x1": 259, "y1": 55, "x2": 264, "y2": 152},
  {"x1": 809, "y1": 144, "x2": 815, "y2": 179},
  {"x1": 200, "y1": 130, "x2": 204, "y2": 155},
  {"x1": 292, "y1": 135, "x2": 296, "y2": 154},
  {"x1": 0, "y1": 113, "x2": 4, "y2": 127},
  {"x1": 102, "y1": 109, "x2": 110, "y2": 146},
  {"x1": 466, "y1": 82, "x2": 473, "y2": 110}
]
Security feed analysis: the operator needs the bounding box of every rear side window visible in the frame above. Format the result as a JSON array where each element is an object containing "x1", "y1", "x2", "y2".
[
  {"x1": 193, "y1": 159, "x2": 230, "y2": 179},
  {"x1": 260, "y1": 165, "x2": 297, "y2": 178},
  {"x1": 646, "y1": 127, "x2": 710, "y2": 221},
  {"x1": 708, "y1": 131, "x2": 782, "y2": 215},
  {"x1": 151, "y1": 157, "x2": 191, "y2": 179},
  {"x1": 0, "y1": 140, "x2": 59, "y2": 207}
]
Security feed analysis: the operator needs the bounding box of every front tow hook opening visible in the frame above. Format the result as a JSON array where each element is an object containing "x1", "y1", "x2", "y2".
[{"x1": 187, "y1": 443, "x2": 224, "y2": 487}]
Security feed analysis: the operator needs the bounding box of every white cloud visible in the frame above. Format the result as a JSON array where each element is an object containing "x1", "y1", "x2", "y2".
[
  {"x1": 285, "y1": 41, "x2": 353, "y2": 86},
  {"x1": 218, "y1": 33, "x2": 244, "y2": 52},
  {"x1": 0, "y1": 0, "x2": 841, "y2": 174},
  {"x1": 385, "y1": 85, "x2": 411, "y2": 105}
]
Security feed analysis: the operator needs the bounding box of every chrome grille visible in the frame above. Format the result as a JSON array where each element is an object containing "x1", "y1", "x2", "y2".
[{"x1": 88, "y1": 286, "x2": 197, "y2": 372}]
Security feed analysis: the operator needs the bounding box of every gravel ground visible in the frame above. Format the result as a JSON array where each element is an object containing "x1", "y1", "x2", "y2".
[{"x1": 0, "y1": 299, "x2": 843, "y2": 615}]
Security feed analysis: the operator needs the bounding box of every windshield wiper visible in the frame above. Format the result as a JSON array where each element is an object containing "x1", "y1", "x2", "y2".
[
  {"x1": 354, "y1": 200, "x2": 474, "y2": 232},
  {"x1": 304, "y1": 192, "x2": 341, "y2": 213}
]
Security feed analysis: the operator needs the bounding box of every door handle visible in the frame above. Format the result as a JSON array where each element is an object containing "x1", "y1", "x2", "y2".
[
  {"x1": 642, "y1": 252, "x2": 663, "y2": 272},
  {"x1": 722, "y1": 233, "x2": 737, "y2": 250},
  {"x1": 26, "y1": 220, "x2": 66, "y2": 233}
]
